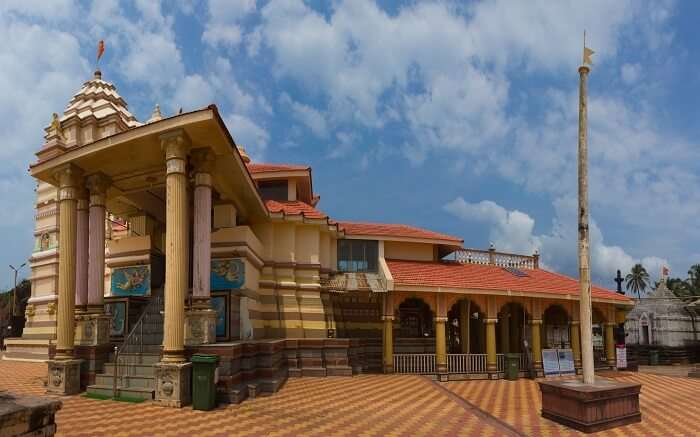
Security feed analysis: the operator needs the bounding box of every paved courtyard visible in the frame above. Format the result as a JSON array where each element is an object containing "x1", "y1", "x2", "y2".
[{"x1": 1, "y1": 360, "x2": 698, "y2": 436}]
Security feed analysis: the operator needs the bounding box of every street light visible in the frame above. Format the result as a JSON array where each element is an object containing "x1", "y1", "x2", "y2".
[{"x1": 9, "y1": 263, "x2": 26, "y2": 318}]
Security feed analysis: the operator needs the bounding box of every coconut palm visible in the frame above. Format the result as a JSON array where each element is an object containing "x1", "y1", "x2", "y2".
[{"x1": 625, "y1": 264, "x2": 650, "y2": 299}]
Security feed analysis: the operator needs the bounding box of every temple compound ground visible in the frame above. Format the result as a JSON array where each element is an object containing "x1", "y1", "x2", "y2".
[{"x1": 1, "y1": 360, "x2": 697, "y2": 436}]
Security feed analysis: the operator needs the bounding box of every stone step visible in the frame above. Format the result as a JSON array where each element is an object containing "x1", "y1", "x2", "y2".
[
  {"x1": 113, "y1": 344, "x2": 163, "y2": 355},
  {"x1": 95, "y1": 374, "x2": 155, "y2": 389},
  {"x1": 103, "y1": 363, "x2": 155, "y2": 377},
  {"x1": 86, "y1": 384, "x2": 154, "y2": 401}
]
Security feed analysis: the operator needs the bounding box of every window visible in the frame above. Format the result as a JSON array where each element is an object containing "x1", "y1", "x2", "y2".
[
  {"x1": 338, "y1": 239, "x2": 378, "y2": 272},
  {"x1": 258, "y1": 180, "x2": 288, "y2": 201}
]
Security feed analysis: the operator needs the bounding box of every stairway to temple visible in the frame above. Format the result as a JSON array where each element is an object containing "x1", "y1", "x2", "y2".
[{"x1": 86, "y1": 291, "x2": 164, "y2": 400}]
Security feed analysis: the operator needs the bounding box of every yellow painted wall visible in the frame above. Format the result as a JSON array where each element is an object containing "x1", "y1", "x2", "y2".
[{"x1": 384, "y1": 241, "x2": 435, "y2": 261}]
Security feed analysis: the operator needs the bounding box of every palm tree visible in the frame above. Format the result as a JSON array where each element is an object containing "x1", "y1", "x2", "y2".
[
  {"x1": 687, "y1": 264, "x2": 700, "y2": 296},
  {"x1": 625, "y1": 264, "x2": 650, "y2": 299}
]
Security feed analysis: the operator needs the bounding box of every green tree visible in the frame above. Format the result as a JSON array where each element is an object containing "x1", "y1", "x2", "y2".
[{"x1": 625, "y1": 264, "x2": 650, "y2": 299}]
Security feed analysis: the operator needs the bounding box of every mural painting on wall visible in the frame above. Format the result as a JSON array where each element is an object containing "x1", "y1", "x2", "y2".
[
  {"x1": 211, "y1": 258, "x2": 245, "y2": 290},
  {"x1": 211, "y1": 295, "x2": 227, "y2": 337},
  {"x1": 106, "y1": 302, "x2": 126, "y2": 337},
  {"x1": 111, "y1": 265, "x2": 151, "y2": 296}
]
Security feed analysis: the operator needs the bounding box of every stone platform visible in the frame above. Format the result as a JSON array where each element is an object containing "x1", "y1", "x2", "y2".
[
  {"x1": 538, "y1": 377, "x2": 641, "y2": 433},
  {"x1": 0, "y1": 392, "x2": 62, "y2": 437}
]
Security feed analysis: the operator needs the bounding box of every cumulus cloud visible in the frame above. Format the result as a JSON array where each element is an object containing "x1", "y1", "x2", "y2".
[
  {"x1": 225, "y1": 114, "x2": 269, "y2": 160},
  {"x1": 279, "y1": 92, "x2": 328, "y2": 138},
  {"x1": 621, "y1": 63, "x2": 641, "y2": 84},
  {"x1": 203, "y1": 0, "x2": 257, "y2": 49},
  {"x1": 444, "y1": 197, "x2": 669, "y2": 286}
]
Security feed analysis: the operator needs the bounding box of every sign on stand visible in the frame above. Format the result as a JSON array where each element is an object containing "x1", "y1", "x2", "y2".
[
  {"x1": 542, "y1": 348, "x2": 575, "y2": 377},
  {"x1": 542, "y1": 349, "x2": 560, "y2": 376},
  {"x1": 558, "y1": 349, "x2": 576, "y2": 375},
  {"x1": 616, "y1": 345, "x2": 627, "y2": 369}
]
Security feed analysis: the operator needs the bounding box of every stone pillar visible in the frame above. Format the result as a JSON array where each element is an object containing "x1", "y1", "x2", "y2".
[
  {"x1": 459, "y1": 300, "x2": 470, "y2": 354},
  {"x1": 531, "y1": 319, "x2": 543, "y2": 374},
  {"x1": 86, "y1": 173, "x2": 110, "y2": 314},
  {"x1": 155, "y1": 129, "x2": 192, "y2": 408},
  {"x1": 605, "y1": 322, "x2": 616, "y2": 368},
  {"x1": 47, "y1": 164, "x2": 82, "y2": 395},
  {"x1": 486, "y1": 318, "x2": 497, "y2": 375},
  {"x1": 382, "y1": 292, "x2": 394, "y2": 373},
  {"x1": 75, "y1": 191, "x2": 89, "y2": 312},
  {"x1": 435, "y1": 317, "x2": 447, "y2": 374},
  {"x1": 570, "y1": 321, "x2": 582, "y2": 370},
  {"x1": 185, "y1": 148, "x2": 216, "y2": 346}
]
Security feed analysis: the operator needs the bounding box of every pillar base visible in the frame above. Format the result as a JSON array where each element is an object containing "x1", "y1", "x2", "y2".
[
  {"x1": 154, "y1": 362, "x2": 192, "y2": 408},
  {"x1": 47, "y1": 359, "x2": 82, "y2": 395},
  {"x1": 184, "y1": 309, "x2": 217, "y2": 346},
  {"x1": 539, "y1": 378, "x2": 641, "y2": 433},
  {"x1": 74, "y1": 314, "x2": 111, "y2": 347},
  {"x1": 383, "y1": 364, "x2": 394, "y2": 374}
]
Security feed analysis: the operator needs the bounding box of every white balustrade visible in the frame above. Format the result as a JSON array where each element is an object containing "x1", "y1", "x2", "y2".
[
  {"x1": 393, "y1": 354, "x2": 436, "y2": 374},
  {"x1": 447, "y1": 354, "x2": 487, "y2": 374}
]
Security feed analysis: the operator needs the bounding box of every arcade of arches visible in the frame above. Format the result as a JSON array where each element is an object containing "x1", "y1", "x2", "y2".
[{"x1": 380, "y1": 291, "x2": 622, "y2": 377}]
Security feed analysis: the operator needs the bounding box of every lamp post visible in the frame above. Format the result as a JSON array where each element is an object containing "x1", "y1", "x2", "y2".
[{"x1": 9, "y1": 263, "x2": 26, "y2": 318}]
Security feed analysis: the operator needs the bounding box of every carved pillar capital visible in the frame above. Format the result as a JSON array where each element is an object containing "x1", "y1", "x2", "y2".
[
  {"x1": 191, "y1": 147, "x2": 216, "y2": 174},
  {"x1": 161, "y1": 129, "x2": 191, "y2": 174},
  {"x1": 86, "y1": 172, "x2": 111, "y2": 207},
  {"x1": 53, "y1": 164, "x2": 83, "y2": 201}
]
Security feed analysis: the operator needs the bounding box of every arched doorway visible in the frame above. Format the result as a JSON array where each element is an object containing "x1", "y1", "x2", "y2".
[
  {"x1": 543, "y1": 305, "x2": 570, "y2": 349},
  {"x1": 592, "y1": 307, "x2": 607, "y2": 368},
  {"x1": 395, "y1": 298, "x2": 434, "y2": 354},
  {"x1": 446, "y1": 299, "x2": 485, "y2": 354},
  {"x1": 497, "y1": 302, "x2": 528, "y2": 354}
]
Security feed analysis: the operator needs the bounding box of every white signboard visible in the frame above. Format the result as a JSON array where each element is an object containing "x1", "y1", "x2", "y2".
[
  {"x1": 616, "y1": 345, "x2": 627, "y2": 369},
  {"x1": 558, "y1": 349, "x2": 576, "y2": 375},
  {"x1": 542, "y1": 349, "x2": 560, "y2": 376}
]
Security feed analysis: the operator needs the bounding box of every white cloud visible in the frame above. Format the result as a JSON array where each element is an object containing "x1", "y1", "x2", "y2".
[
  {"x1": 224, "y1": 114, "x2": 269, "y2": 160},
  {"x1": 621, "y1": 63, "x2": 641, "y2": 84},
  {"x1": 203, "y1": 0, "x2": 257, "y2": 49},
  {"x1": 279, "y1": 93, "x2": 328, "y2": 138},
  {"x1": 444, "y1": 197, "x2": 669, "y2": 286}
]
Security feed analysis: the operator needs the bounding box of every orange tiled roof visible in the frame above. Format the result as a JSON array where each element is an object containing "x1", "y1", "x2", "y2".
[
  {"x1": 266, "y1": 200, "x2": 327, "y2": 219},
  {"x1": 386, "y1": 259, "x2": 631, "y2": 302},
  {"x1": 247, "y1": 163, "x2": 309, "y2": 173},
  {"x1": 338, "y1": 221, "x2": 463, "y2": 243}
]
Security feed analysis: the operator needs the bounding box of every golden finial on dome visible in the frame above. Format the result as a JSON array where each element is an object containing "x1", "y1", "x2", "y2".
[
  {"x1": 147, "y1": 103, "x2": 163, "y2": 123},
  {"x1": 238, "y1": 145, "x2": 251, "y2": 163},
  {"x1": 50, "y1": 113, "x2": 64, "y2": 139}
]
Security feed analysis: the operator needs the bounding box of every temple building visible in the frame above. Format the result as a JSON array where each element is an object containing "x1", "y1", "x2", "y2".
[{"x1": 4, "y1": 70, "x2": 632, "y2": 405}]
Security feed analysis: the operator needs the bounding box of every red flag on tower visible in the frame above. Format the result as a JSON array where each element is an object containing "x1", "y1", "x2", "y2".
[
  {"x1": 97, "y1": 40, "x2": 105, "y2": 63},
  {"x1": 662, "y1": 266, "x2": 669, "y2": 277}
]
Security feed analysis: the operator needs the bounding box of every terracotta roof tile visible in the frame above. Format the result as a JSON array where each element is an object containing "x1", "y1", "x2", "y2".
[
  {"x1": 338, "y1": 221, "x2": 463, "y2": 243},
  {"x1": 386, "y1": 259, "x2": 631, "y2": 302},
  {"x1": 266, "y1": 200, "x2": 327, "y2": 219},
  {"x1": 247, "y1": 163, "x2": 310, "y2": 173}
]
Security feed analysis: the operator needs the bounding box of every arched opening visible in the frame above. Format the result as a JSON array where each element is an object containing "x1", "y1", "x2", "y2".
[
  {"x1": 543, "y1": 305, "x2": 570, "y2": 349},
  {"x1": 446, "y1": 299, "x2": 485, "y2": 354},
  {"x1": 497, "y1": 302, "x2": 529, "y2": 354},
  {"x1": 395, "y1": 298, "x2": 434, "y2": 354},
  {"x1": 592, "y1": 307, "x2": 607, "y2": 368},
  {"x1": 639, "y1": 312, "x2": 651, "y2": 345}
]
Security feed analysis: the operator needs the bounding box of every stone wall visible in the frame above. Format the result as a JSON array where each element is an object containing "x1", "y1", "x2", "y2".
[{"x1": 0, "y1": 392, "x2": 61, "y2": 437}]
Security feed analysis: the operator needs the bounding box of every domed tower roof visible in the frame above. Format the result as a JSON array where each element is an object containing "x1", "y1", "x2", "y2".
[{"x1": 60, "y1": 69, "x2": 141, "y2": 130}]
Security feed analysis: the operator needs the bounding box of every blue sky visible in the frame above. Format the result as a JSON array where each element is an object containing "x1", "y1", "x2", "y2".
[{"x1": 1, "y1": 0, "x2": 698, "y2": 291}]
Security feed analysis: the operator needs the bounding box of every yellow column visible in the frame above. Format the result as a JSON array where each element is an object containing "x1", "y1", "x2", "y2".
[
  {"x1": 459, "y1": 300, "x2": 470, "y2": 354},
  {"x1": 435, "y1": 317, "x2": 447, "y2": 373},
  {"x1": 55, "y1": 165, "x2": 82, "y2": 360},
  {"x1": 531, "y1": 319, "x2": 543, "y2": 372},
  {"x1": 383, "y1": 316, "x2": 394, "y2": 373},
  {"x1": 571, "y1": 321, "x2": 582, "y2": 369},
  {"x1": 605, "y1": 322, "x2": 616, "y2": 367},
  {"x1": 161, "y1": 130, "x2": 190, "y2": 363},
  {"x1": 486, "y1": 318, "x2": 497, "y2": 373}
]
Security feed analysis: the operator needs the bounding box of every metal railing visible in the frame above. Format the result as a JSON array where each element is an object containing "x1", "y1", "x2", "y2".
[
  {"x1": 393, "y1": 354, "x2": 436, "y2": 374},
  {"x1": 112, "y1": 292, "x2": 164, "y2": 398},
  {"x1": 447, "y1": 353, "x2": 487, "y2": 373}
]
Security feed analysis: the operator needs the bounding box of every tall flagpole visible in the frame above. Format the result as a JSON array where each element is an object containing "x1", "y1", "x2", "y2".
[{"x1": 578, "y1": 32, "x2": 595, "y2": 385}]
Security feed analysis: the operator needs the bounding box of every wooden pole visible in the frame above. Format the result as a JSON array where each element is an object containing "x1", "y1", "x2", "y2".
[{"x1": 578, "y1": 64, "x2": 595, "y2": 385}]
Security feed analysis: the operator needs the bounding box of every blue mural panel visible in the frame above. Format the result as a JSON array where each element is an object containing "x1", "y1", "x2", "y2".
[
  {"x1": 107, "y1": 302, "x2": 126, "y2": 337},
  {"x1": 211, "y1": 258, "x2": 244, "y2": 290},
  {"x1": 111, "y1": 265, "x2": 151, "y2": 296},
  {"x1": 211, "y1": 295, "x2": 227, "y2": 337}
]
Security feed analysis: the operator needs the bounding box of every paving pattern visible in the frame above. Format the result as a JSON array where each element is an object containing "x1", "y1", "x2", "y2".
[
  {"x1": 445, "y1": 371, "x2": 700, "y2": 436},
  {"x1": 1, "y1": 360, "x2": 698, "y2": 436}
]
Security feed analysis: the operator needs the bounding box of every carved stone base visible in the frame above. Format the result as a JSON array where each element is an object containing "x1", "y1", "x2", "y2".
[
  {"x1": 74, "y1": 313, "x2": 111, "y2": 347},
  {"x1": 539, "y1": 378, "x2": 642, "y2": 433},
  {"x1": 184, "y1": 309, "x2": 216, "y2": 346},
  {"x1": 154, "y1": 362, "x2": 192, "y2": 408},
  {"x1": 46, "y1": 360, "x2": 82, "y2": 395}
]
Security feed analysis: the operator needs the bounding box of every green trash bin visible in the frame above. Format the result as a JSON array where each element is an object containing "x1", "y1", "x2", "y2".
[
  {"x1": 504, "y1": 353, "x2": 520, "y2": 380},
  {"x1": 649, "y1": 350, "x2": 659, "y2": 366},
  {"x1": 191, "y1": 354, "x2": 219, "y2": 411}
]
